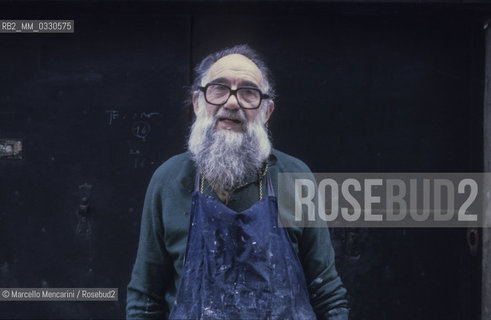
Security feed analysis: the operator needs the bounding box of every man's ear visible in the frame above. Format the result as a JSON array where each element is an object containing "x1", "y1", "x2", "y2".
[
  {"x1": 263, "y1": 100, "x2": 275, "y2": 124},
  {"x1": 192, "y1": 91, "x2": 199, "y2": 116}
]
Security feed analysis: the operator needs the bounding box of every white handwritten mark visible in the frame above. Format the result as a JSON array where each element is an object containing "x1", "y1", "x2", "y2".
[
  {"x1": 131, "y1": 121, "x2": 151, "y2": 140},
  {"x1": 106, "y1": 110, "x2": 160, "y2": 125},
  {"x1": 140, "y1": 112, "x2": 160, "y2": 119},
  {"x1": 105, "y1": 110, "x2": 119, "y2": 125}
]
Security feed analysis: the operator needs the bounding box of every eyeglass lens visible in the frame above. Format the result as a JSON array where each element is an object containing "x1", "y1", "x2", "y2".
[{"x1": 206, "y1": 84, "x2": 261, "y2": 109}]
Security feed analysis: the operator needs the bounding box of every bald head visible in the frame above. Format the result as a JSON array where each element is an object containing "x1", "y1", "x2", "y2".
[{"x1": 191, "y1": 44, "x2": 275, "y2": 102}]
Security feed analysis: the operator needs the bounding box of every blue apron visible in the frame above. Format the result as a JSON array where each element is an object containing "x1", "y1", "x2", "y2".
[{"x1": 168, "y1": 170, "x2": 317, "y2": 320}]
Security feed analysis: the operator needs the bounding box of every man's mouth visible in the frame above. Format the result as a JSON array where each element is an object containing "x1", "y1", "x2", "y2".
[{"x1": 218, "y1": 117, "x2": 242, "y2": 124}]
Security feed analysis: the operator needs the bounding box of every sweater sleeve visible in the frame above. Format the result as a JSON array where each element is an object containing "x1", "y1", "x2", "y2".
[
  {"x1": 288, "y1": 156, "x2": 349, "y2": 319},
  {"x1": 126, "y1": 168, "x2": 172, "y2": 319},
  {"x1": 299, "y1": 226, "x2": 349, "y2": 320}
]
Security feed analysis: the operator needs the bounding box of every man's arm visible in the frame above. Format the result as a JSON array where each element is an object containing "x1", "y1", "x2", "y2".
[
  {"x1": 126, "y1": 169, "x2": 172, "y2": 319},
  {"x1": 272, "y1": 150, "x2": 349, "y2": 319},
  {"x1": 300, "y1": 226, "x2": 349, "y2": 320}
]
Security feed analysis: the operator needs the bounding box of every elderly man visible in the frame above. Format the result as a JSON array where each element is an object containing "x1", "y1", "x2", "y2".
[{"x1": 126, "y1": 45, "x2": 349, "y2": 320}]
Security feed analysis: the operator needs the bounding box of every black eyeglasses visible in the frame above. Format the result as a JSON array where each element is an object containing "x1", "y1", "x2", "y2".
[{"x1": 198, "y1": 83, "x2": 270, "y2": 110}]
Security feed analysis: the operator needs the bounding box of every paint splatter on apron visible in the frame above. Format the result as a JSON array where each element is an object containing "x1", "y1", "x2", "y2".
[{"x1": 169, "y1": 170, "x2": 316, "y2": 319}]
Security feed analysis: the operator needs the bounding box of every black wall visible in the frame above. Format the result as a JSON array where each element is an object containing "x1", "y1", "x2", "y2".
[{"x1": 0, "y1": 2, "x2": 487, "y2": 319}]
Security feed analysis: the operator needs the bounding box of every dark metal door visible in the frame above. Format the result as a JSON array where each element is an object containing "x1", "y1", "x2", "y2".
[{"x1": 0, "y1": 2, "x2": 484, "y2": 319}]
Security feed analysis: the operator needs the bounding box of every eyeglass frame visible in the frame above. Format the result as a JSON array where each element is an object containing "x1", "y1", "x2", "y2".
[{"x1": 198, "y1": 82, "x2": 271, "y2": 110}]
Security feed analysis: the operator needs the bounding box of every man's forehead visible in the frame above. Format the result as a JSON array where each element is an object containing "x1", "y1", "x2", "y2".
[{"x1": 207, "y1": 54, "x2": 264, "y2": 86}]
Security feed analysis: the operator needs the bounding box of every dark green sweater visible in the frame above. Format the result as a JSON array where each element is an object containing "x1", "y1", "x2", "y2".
[{"x1": 126, "y1": 149, "x2": 349, "y2": 319}]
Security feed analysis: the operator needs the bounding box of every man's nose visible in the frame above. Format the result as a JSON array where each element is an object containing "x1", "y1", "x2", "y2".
[{"x1": 223, "y1": 93, "x2": 240, "y2": 110}]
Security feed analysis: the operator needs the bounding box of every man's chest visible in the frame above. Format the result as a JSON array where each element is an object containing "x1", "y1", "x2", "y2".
[{"x1": 160, "y1": 183, "x2": 302, "y2": 273}]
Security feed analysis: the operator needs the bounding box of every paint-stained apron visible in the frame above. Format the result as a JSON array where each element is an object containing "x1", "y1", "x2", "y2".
[{"x1": 168, "y1": 170, "x2": 317, "y2": 320}]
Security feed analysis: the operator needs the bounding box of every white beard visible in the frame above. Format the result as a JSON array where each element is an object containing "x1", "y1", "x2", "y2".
[{"x1": 188, "y1": 97, "x2": 271, "y2": 194}]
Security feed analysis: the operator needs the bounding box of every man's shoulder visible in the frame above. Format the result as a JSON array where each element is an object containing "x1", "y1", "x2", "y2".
[
  {"x1": 271, "y1": 149, "x2": 312, "y2": 173},
  {"x1": 148, "y1": 151, "x2": 195, "y2": 188},
  {"x1": 156, "y1": 151, "x2": 192, "y2": 171}
]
